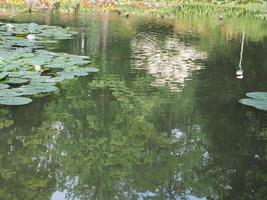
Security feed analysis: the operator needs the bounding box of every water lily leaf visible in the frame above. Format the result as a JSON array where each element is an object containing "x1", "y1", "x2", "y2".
[
  {"x1": 25, "y1": 58, "x2": 46, "y2": 66},
  {"x1": 246, "y1": 92, "x2": 267, "y2": 100},
  {"x1": 13, "y1": 87, "x2": 38, "y2": 96},
  {"x1": 35, "y1": 53, "x2": 54, "y2": 61},
  {"x1": 15, "y1": 50, "x2": 34, "y2": 55},
  {"x1": 39, "y1": 40, "x2": 58, "y2": 44},
  {"x1": 28, "y1": 23, "x2": 39, "y2": 33},
  {"x1": 75, "y1": 55, "x2": 90, "y2": 59},
  {"x1": 0, "y1": 84, "x2": 9, "y2": 90},
  {"x1": 89, "y1": 67, "x2": 99, "y2": 72},
  {"x1": 81, "y1": 67, "x2": 99, "y2": 72},
  {"x1": 57, "y1": 67, "x2": 99, "y2": 78},
  {"x1": 30, "y1": 75, "x2": 52, "y2": 83},
  {"x1": 17, "y1": 83, "x2": 58, "y2": 95},
  {"x1": 4, "y1": 63, "x2": 21, "y2": 71},
  {"x1": 0, "y1": 89, "x2": 22, "y2": 97},
  {"x1": 64, "y1": 67, "x2": 88, "y2": 74},
  {"x1": 45, "y1": 77, "x2": 64, "y2": 83},
  {"x1": 35, "y1": 50, "x2": 57, "y2": 56},
  {"x1": 239, "y1": 92, "x2": 267, "y2": 111},
  {"x1": 5, "y1": 78, "x2": 29, "y2": 84},
  {"x1": 8, "y1": 72, "x2": 25, "y2": 78},
  {"x1": 0, "y1": 72, "x2": 8, "y2": 80},
  {"x1": 0, "y1": 97, "x2": 32, "y2": 106},
  {"x1": 9, "y1": 71, "x2": 39, "y2": 79},
  {"x1": 46, "y1": 60, "x2": 88, "y2": 69},
  {"x1": 57, "y1": 71, "x2": 75, "y2": 79},
  {"x1": 67, "y1": 59, "x2": 90, "y2": 65},
  {"x1": 45, "y1": 63, "x2": 67, "y2": 69},
  {"x1": 54, "y1": 34, "x2": 73, "y2": 40},
  {"x1": 239, "y1": 98, "x2": 267, "y2": 111},
  {"x1": 70, "y1": 69, "x2": 89, "y2": 76}
]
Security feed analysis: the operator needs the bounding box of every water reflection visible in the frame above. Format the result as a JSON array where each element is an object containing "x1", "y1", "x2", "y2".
[
  {"x1": 131, "y1": 33, "x2": 207, "y2": 91},
  {"x1": 0, "y1": 12, "x2": 266, "y2": 200},
  {"x1": 236, "y1": 32, "x2": 245, "y2": 79}
]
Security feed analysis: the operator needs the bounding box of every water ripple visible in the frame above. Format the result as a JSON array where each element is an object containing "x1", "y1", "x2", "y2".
[{"x1": 130, "y1": 31, "x2": 207, "y2": 91}]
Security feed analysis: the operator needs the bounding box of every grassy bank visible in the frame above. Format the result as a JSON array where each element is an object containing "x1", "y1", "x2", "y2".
[
  {"x1": 119, "y1": 1, "x2": 267, "y2": 20},
  {"x1": 0, "y1": 1, "x2": 267, "y2": 20}
]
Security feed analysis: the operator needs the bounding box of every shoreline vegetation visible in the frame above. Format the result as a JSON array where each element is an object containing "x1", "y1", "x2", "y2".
[
  {"x1": 0, "y1": 1, "x2": 267, "y2": 44},
  {"x1": 0, "y1": 1, "x2": 267, "y2": 20}
]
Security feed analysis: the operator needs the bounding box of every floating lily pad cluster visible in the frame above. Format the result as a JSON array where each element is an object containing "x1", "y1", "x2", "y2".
[
  {"x1": 239, "y1": 92, "x2": 267, "y2": 111},
  {"x1": 0, "y1": 22, "x2": 98, "y2": 106},
  {"x1": 0, "y1": 22, "x2": 77, "y2": 48}
]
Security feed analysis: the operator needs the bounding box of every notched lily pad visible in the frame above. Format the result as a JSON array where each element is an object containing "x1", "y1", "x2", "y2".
[
  {"x1": 239, "y1": 92, "x2": 267, "y2": 111},
  {"x1": 0, "y1": 83, "x2": 9, "y2": 90},
  {"x1": 246, "y1": 92, "x2": 267, "y2": 100},
  {"x1": 46, "y1": 77, "x2": 65, "y2": 83},
  {"x1": 0, "y1": 89, "x2": 22, "y2": 97},
  {"x1": 57, "y1": 71, "x2": 75, "y2": 79},
  {"x1": 30, "y1": 75, "x2": 52, "y2": 83},
  {"x1": 0, "y1": 97, "x2": 32, "y2": 106},
  {"x1": 0, "y1": 72, "x2": 9, "y2": 80},
  {"x1": 5, "y1": 78, "x2": 29, "y2": 84},
  {"x1": 17, "y1": 83, "x2": 58, "y2": 95},
  {"x1": 82, "y1": 67, "x2": 99, "y2": 72}
]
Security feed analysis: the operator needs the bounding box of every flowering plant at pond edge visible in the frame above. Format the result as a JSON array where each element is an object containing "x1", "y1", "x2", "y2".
[{"x1": 0, "y1": 0, "x2": 117, "y2": 10}]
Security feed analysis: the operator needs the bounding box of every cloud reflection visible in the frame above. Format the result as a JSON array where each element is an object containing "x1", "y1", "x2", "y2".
[{"x1": 131, "y1": 33, "x2": 207, "y2": 91}]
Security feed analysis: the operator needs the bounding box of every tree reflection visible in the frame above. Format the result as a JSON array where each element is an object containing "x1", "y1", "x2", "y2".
[
  {"x1": 0, "y1": 13, "x2": 266, "y2": 200},
  {"x1": 28, "y1": 74, "x2": 212, "y2": 199}
]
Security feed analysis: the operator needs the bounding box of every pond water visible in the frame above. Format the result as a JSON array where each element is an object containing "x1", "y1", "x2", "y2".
[{"x1": 0, "y1": 12, "x2": 266, "y2": 200}]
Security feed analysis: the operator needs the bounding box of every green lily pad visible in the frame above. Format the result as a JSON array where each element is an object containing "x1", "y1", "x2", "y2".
[
  {"x1": 45, "y1": 77, "x2": 65, "y2": 83},
  {"x1": 246, "y1": 92, "x2": 267, "y2": 100},
  {"x1": 17, "y1": 83, "x2": 58, "y2": 95},
  {"x1": 28, "y1": 23, "x2": 39, "y2": 33},
  {"x1": 5, "y1": 78, "x2": 29, "y2": 84},
  {"x1": 67, "y1": 59, "x2": 90, "y2": 65},
  {"x1": 8, "y1": 71, "x2": 38, "y2": 78},
  {"x1": 4, "y1": 64, "x2": 21, "y2": 72},
  {"x1": 0, "y1": 89, "x2": 22, "y2": 97},
  {"x1": 30, "y1": 75, "x2": 52, "y2": 83},
  {"x1": 239, "y1": 98, "x2": 267, "y2": 111},
  {"x1": 239, "y1": 92, "x2": 267, "y2": 111},
  {"x1": 82, "y1": 67, "x2": 99, "y2": 72},
  {"x1": 0, "y1": 97, "x2": 32, "y2": 106},
  {"x1": 0, "y1": 84, "x2": 9, "y2": 90},
  {"x1": 58, "y1": 67, "x2": 99, "y2": 78},
  {"x1": 57, "y1": 71, "x2": 75, "y2": 79},
  {"x1": 59, "y1": 69, "x2": 86, "y2": 77},
  {"x1": 45, "y1": 63, "x2": 68, "y2": 69},
  {"x1": 0, "y1": 72, "x2": 8, "y2": 80}
]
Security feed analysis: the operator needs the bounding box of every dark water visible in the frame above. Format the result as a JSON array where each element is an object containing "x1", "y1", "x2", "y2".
[{"x1": 0, "y1": 12, "x2": 266, "y2": 200}]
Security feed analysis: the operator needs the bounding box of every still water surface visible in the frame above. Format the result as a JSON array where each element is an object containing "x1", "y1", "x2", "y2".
[{"x1": 0, "y1": 12, "x2": 266, "y2": 200}]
